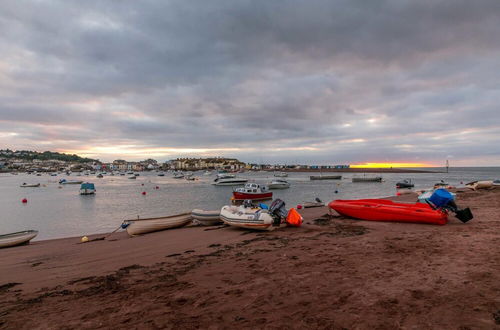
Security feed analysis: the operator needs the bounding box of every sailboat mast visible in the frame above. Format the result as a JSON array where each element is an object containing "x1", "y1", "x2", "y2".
[{"x1": 446, "y1": 159, "x2": 449, "y2": 173}]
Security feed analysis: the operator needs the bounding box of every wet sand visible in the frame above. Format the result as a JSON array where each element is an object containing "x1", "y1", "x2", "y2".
[{"x1": 1, "y1": 189, "x2": 499, "y2": 329}]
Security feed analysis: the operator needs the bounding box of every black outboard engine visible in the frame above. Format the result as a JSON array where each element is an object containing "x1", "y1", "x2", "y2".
[{"x1": 269, "y1": 198, "x2": 287, "y2": 226}]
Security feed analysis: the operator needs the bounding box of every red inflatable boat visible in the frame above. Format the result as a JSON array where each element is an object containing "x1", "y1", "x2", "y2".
[{"x1": 328, "y1": 199, "x2": 448, "y2": 225}]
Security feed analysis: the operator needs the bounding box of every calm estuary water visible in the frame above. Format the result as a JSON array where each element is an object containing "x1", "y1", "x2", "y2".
[{"x1": 1, "y1": 167, "x2": 498, "y2": 241}]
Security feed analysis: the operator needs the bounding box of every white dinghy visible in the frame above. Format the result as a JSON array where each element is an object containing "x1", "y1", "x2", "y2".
[
  {"x1": 0, "y1": 230, "x2": 38, "y2": 248},
  {"x1": 220, "y1": 205, "x2": 276, "y2": 230},
  {"x1": 122, "y1": 212, "x2": 192, "y2": 236},
  {"x1": 191, "y1": 209, "x2": 222, "y2": 226}
]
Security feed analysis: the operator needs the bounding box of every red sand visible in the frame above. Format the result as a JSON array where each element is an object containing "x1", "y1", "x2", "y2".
[{"x1": 1, "y1": 189, "x2": 499, "y2": 329}]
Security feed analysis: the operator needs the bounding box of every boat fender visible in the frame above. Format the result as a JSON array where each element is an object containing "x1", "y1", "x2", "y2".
[{"x1": 286, "y1": 208, "x2": 303, "y2": 227}]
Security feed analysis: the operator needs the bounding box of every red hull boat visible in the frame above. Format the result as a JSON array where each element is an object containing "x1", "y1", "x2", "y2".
[
  {"x1": 232, "y1": 183, "x2": 273, "y2": 201},
  {"x1": 328, "y1": 199, "x2": 448, "y2": 225}
]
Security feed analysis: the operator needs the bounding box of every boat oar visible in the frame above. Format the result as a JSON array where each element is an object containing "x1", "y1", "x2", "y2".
[{"x1": 80, "y1": 223, "x2": 126, "y2": 243}]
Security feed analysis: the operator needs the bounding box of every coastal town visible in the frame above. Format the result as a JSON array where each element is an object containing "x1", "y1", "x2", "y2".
[{"x1": 0, "y1": 149, "x2": 350, "y2": 173}]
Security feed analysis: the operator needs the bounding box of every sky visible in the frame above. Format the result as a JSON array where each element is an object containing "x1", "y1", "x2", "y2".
[{"x1": 1, "y1": 0, "x2": 499, "y2": 166}]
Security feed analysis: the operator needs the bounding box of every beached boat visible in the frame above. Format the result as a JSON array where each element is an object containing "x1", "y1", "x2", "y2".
[
  {"x1": 493, "y1": 180, "x2": 500, "y2": 186},
  {"x1": 466, "y1": 180, "x2": 493, "y2": 190},
  {"x1": 396, "y1": 179, "x2": 414, "y2": 189},
  {"x1": 302, "y1": 198, "x2": 325, "y2": 208},
  {"x1": 0, "y1": 230, "x2": 38, "y2": 248},
  {"x1": 274, "y1": 172, "x2": 288, "y2": 177},
  {"x1": 212, "y1": 174, "x2": 248, "y2": 186},
  {"x1": 233, "y1": 183, "x2": 273, "y2": 201},
  {"x1": 122, "y1": 212, "x2": 192, "y2": 236},
  {"x1": 220, "y1": 205, "x2": 276, "y2": 230},
  {"x1": 310, "y1": 175, "x2": 342, "y2": 180},
  {"x1": 20, "y1": 183, "x2": 41, "y2": 187},
  {"x1": 59, "y1": 179, "x2": 84, "y2": 185},
  {"x1": 80, "y1": 182, "x2": 96, "y2": 195},
  {"x1": 352, "y1": 176, "x2": 382, "y2": 183},
  {"x1": 329, "y1": 199, "x2": 448, "y2": 225},
  {"x1": 268, "y1": 179, "x2": 290, "y2": 189},
  {"x1": 191, "y1": 209, "x2": 222, "y2": 225}
]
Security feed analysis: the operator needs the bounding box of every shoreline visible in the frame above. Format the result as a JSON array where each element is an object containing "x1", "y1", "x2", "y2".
[{"x1": 1, "y1": 189, "x2": 499, "y2": 328}]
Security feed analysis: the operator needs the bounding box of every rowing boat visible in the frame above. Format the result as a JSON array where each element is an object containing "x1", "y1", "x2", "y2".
[
  {"x1": 191, "y1": 209, "x2": 222, "y2": 226},
  {"x1": 0, "y1": 230, "x2": 38, "y2": 248},
  {"x1": 123, "y1": 212, "x2": 192, "y2": 235}
]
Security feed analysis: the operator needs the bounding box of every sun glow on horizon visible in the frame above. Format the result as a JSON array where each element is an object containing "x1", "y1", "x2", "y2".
[{"x1": 350, "y1": 162, "x2": 433, "y2": 168}]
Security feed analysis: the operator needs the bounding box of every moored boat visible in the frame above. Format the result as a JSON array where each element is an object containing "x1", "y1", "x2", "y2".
[
  {"x1": 191, "y1": 209, "x2": 222, "y2": 225},
  {"x1": 233, "y1": 183, "x2": 273, "y2": 201},
  {"x1": 20, "y1": 183, "x2": 41, "y2": 187},
  {"x1": 212, "y1": 174, "x2": 248, "y2": 186},
  {"x1": 128, "y1": 176, "x2": 136, "y2": 179},
  {"x1": 59, "y1": 179, "x2": 84, "y2": 184},
  {"x1": 0, "y1": 230, "x2": 38, "y2": 248},
  {"x1": 352, "y1": 176, "x2": 382, "y2": 183},
  {"x1": 396, "y1": 179, "x2": 414, "y2": 188},
  {"x1": 310, "y1": 175, "x2": 342, "y2": 180},
  {"x1": 122, "y1": 212, "x2": 192, "y2": 235},
  {"x1": 329, "y1": 199, "x2": 448, "y2": 225},
  {"x1": 80, "y1": 182, "x2": 96, "y2": 195},
  {"x1": 268, "y1": 179, "x2": 290, "y2": 189},
  {"x1": 274, "y1": 172, "x2": 288, "y2": 177}
]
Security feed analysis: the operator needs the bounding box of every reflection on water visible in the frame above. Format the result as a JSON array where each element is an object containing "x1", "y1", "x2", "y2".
[{"x1": 0, "y1": 167, "x2": 498, "y2": 240}]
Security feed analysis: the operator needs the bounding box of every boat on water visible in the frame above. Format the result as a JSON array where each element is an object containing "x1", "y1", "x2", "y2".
[
  {"x1": 233, "y1": 183, "x2": 273, "y2": 201},
  {"x1": 212, "y1": 174, "x2": 248, "y2": 186},
  {"x1": 173, "y1": 172, "x2": 185, "y2": 179},
  {"x1": 329, "y1": 199, "x2": 448, "y2": 225},
  {"x1": 191, "y1": 209, "x2": 222, "y2": 226},
  {"x1": 97, "y1": 174, "x2": 104, "y2": 178},
  {"x1": 20, "y1": 183, "x2": 40, "y2": 187},
  {"x1": 157, "y1": 172, "x2": 165, "y2": 176},
  {"x1": 0, "y1": 230, "x2": 38, "y2": 248},
  {"x1": 268, "y1": 179, "x2": 290, "y2": 189},
  {"x1": 122, "y1": 212, "x2": 192, "y2": 235},
  {"x1": 80, "y1": 182, "x2": 96, "y2": 195},
  {"x1": 50, "y1": 173, "x2": 58, "y2": 176},
  {"x1": 128, "y1": 176, "x2": 136, "y2": 179},
  {"x1": 396, "y1": 179, "x2": 414, "y2": 189},
  {"x1": 203, "y1": 170, "x2": 212, "y2": 176},
  {"x1": 352, "y1": 176, "x2": 382, "y2": 183},
  {"x1": 310, "y1": 175, "x2": 342, "y2": 180},
  {"x1": 274, "y1": 172, "x2": 288, "y2": 177},
  {"x1": 59, "y1": 179, "x2": 84, "y2": 184}
]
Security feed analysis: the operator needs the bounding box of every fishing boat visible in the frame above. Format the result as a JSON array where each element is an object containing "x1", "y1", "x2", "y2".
[
  {"x1": 191, "y1": 209, "x2": 222, "y2": 225},
  {"x1": 274, "y1": 172, "x2": 288, "y2": 177},
  {"x1": 329, "y1": 199, "x2": 448, "y2": 225},
  {"x1": 80, "y1": 182, "x2": 96, "y2": 195},
  {"x1": 396, "y1": 179, "x2": 414, "y2": 188},
  {"x1": 0, "y1": 230, "x2": 38, "y2": 248},
  {"x1": 122, "y1": 212, "x2": 192, "y2": 235},
  {"x1": 220, "y1": 205, "x2": 276, "y2": 230},
  {"x1": 352, "y1": 176, "x2": 382, "y2": 183},
  {"x1": 267, "y1": 179, "x2": 290, "y2": 189},
  {"x1": 20, "y1": 183, "x2": 41, "y2": 187},
  {"x1": 212, "y1": 174, "x2": 248, "y2": 186},
  {"x1": 310, "y1": 175, "x2": 342, "y2": 180},
  {"x1": 233, "y1": 183, "x2": 273, "y2": 201},
  {"x1": 59, "y1": 179, "x2": 84, "y2": 185}
]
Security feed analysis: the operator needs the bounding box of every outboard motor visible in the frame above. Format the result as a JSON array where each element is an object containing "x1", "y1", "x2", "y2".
[
  {"x1": 269, "y1": 198, "x2": 288, "y2": 226},
  {"x1": 429, "y1": 189, "x2": 473, "y2": 223},
  {"x1": 243, "y1": 199, "x2": 254, "y2": 208}
]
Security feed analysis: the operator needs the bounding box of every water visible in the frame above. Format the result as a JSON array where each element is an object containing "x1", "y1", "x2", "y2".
[{"x1": 1, "y1": 167, "x2": 498, "y2": 241}]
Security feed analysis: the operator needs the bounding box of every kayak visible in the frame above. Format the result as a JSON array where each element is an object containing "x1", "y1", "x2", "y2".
[{"x1": 329, "y1": 199, "x2": 448, "y2": 225}]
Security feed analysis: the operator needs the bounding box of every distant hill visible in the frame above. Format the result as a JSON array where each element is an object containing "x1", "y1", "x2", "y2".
[{"x1": 0, "y1": 149, "x2": 98, "y2": 163}]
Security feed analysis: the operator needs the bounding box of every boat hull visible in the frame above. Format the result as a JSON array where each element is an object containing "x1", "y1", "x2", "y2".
[
  {"x1": 191, "y1": 209, "x2": 222, "y2": 225},
  {"x1": 329, "y1": 199, "x2": 447, "y2": 225},
  {"x1": 124, "y1": 213, "x2": 192, "y2": 235},
  {"x1": 268, "y1": 183, "x2": 290, "y2": 189},
  {"x1": 310, "y1": 175, "x2": 342, "y2": 180},
  {"x1": 232, "y1": 191, "x2": 273, "y2": 201},
  {"x1": 220, "y1": 206, "x2": 275, "y2": 230},
  {"x1": 352, "y1": 177, "x2": 382, "y2": 182},
  {"x1": 0, "y1": 230, "x2": 38, "y2": 248}
]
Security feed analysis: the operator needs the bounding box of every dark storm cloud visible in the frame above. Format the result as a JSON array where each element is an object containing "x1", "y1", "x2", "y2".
[{"x1": 1, "y1": 0, "x2": 499, "y2": 164}]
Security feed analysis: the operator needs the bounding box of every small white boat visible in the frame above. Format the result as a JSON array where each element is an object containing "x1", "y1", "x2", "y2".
[
  {"x1": 20, "y1": 183, "x2": 41, "y2": 187},
  {"x1": 220, "y1": 205, "x2": 276, "y2": 230},
  {"x1": 0, "y1": 230, "x2": 38, "y2": 248},
  {"x1": 268, "y1": 179, "x2": 290, "y2": 189},
  {"x1": 274, "y1": 172, "x2": 288, "y2": 177},
  {"x1": 203, "y1": 171, "x2": 212, "y2": 176},
  {"x1": 466, "y1": 180, "x2": 493, "y2": 190},
  {"x1": 191, "y1": 209, "x2": 222, "y2": 225},
  {"x1": 173, "y1": 172, "x2": 185, "y2": 179},
  {"x1": 128, "y1": 176, "x2": 136, "y2": 179},
  {"x1": 157, "y1": 172, "x2": 165, "y2": 176},
  {"x1": 212, "y1": 174, "x2": 248, "y2": 186},
  {"x1": 59, "y1": 179, "x2": 84, "y2": 185},
  {"x1": 122, "y1": 212, "x2": 193, "y2": 235}
]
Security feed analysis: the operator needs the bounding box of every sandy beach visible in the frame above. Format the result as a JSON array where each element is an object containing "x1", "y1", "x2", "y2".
[{"x1": 1, "y1": 189, "x2": 499, "y2": 329}]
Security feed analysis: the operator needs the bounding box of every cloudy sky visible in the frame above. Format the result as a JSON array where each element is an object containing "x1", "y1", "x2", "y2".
[{"x1": 1, "y1": 0, "x2": 499, "y2": 166}]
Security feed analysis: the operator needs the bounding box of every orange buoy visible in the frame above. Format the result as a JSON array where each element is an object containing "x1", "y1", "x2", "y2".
[
  {"x1": 22, "y1": 198, "x2": 28, "y2": 203},
  {"x1": 142, "y1": 191, "x2": 146, "y2": 195}
]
